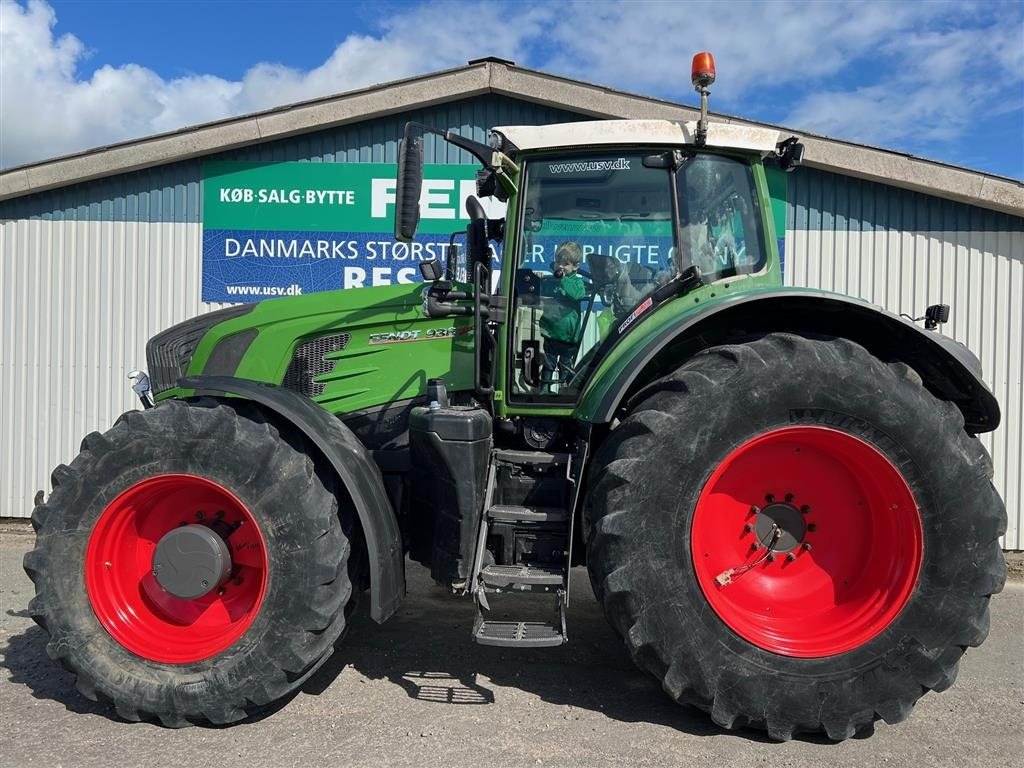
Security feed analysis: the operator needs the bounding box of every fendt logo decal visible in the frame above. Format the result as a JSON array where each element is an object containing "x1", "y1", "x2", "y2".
[{"x1": 367, "y1": 327, "x2": 471, "y2": 345}]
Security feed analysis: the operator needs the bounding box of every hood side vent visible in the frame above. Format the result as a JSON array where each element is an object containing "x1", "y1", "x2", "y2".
[{"x1": 281, "y1": 333, "x2": 351, "y2": 397}]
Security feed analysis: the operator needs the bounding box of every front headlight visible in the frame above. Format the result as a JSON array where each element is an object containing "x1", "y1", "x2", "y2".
[{"x1": 145, "y1": 305, "x2": 254, "y2": 394}]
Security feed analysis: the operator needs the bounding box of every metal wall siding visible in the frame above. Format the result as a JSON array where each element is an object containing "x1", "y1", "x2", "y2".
[
  {"x1": 0, "y1": 218, "x2": 229, "y2": 518},
  {"x1": 786, "y1": 168, "x2": 1024, "y2": 549},
  {"x1": 1, "y1": 161, "x2": 203, "y2": 224}
]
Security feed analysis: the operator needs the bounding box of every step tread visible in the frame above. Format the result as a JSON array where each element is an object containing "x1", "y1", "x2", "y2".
[
  {"x1": 488, "y1": 504, "x2": 568, "y2": 523},
  {"x1": 480, "y1": 563, "x2": 565, "y2": 588},
  {"x1": 474, "y1": 619, "x2": 565, "y2": 648},
  {"x1": 493, "y1": 449, "x2": 570, "y2": 466}
]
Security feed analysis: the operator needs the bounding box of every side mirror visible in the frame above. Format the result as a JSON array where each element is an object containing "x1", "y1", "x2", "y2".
[
  {"x1": 394, "y1": 124, "x2": 424, "y2": 242},
  {"x1": 419, "y1": 259, "x2": 444, "y2": 282}
]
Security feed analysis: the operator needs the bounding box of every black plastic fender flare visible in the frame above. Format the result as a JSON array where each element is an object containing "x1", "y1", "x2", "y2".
[
  {"x1": 179, "y1": 375, "x2": 404, "y2": 623},
  {"x1": 591, "y1": 290, "x2": 1000, "y2": 434}
]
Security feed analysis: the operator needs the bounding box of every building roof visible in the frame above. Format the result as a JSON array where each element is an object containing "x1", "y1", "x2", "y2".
[{"x1": 1, "y1": 59, "x2": 1021, "y2": 217}]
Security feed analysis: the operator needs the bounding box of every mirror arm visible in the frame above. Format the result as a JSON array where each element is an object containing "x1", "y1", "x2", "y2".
[
  {"x1": 425, "y1": 296, "x2": 475, "y2": 318},
  {"x1": 403, "y1": 122, "x2": 494, "y2": 166},
  {"x1": 444, "y1": 131, "x2": 494, "y2": 166}
]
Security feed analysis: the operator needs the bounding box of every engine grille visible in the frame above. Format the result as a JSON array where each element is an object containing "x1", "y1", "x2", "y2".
[
  {"x1": 146, "y1": 305, "x2": 254, "y2": 394},
  {"x1": 281, "y1": 333, "x2": 351, "y2": 397}
]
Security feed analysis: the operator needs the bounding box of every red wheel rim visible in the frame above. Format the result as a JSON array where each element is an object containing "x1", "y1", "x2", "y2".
[
  {"x1": 85, "y1": 474, "x2": 268, "y2": 664},
  {"x1": 690, "y1": 426, "x2": 922, "y2": 657}
]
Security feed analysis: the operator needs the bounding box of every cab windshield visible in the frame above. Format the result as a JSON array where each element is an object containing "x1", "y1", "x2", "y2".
[{"x1": 509, "y1": 151, "x2": 765, "y2": 402}]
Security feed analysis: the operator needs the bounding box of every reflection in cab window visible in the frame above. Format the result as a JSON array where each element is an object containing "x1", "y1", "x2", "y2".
[
  {"x1": 511, "y1": 152, "x2": 764, "y2": 401},
  {"x1": 676, "y1": 155, "x2": 765, "y2": 283}
]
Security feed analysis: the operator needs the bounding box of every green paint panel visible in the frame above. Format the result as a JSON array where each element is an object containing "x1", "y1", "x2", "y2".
[
  {"x1": 765, "y1": 165, "x2": 788, "y2": 240},
  {"x1": 161, "y1": 282, "x2": 475, "y2": 415}
]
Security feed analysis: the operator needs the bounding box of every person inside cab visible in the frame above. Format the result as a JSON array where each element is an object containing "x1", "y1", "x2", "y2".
[{"x1": 539, "y1": 241, "x2": 586, "y2": 392}]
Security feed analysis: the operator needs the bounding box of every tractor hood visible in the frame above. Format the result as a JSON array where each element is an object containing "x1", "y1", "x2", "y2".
[{"x1": 147, "y1": 283, "x2": 476, "y2": 415}]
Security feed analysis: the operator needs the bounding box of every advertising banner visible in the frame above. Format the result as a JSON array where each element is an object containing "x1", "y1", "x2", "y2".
[{"x1": 202, "y1": 161, "x2": 503, "y2": 302}]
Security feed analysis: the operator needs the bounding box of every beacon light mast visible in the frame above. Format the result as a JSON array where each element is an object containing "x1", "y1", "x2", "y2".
[{"x1": 692, "y1": 50, "x2": 716, "y2": 146}]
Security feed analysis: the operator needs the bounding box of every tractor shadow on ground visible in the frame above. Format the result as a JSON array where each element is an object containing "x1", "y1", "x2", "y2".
[
  {"x1": 1, "y1": 620, "x2": 117, "y2": 721},
  {"x1": 1, "y1": 614, "x2": 313, "y2": 728},
  {"x1": 305, "y1": 562, "x2": 840, "y2": 744},
  {"x1": 1, "y1": 567, "x2": 841, "y2": 743}
]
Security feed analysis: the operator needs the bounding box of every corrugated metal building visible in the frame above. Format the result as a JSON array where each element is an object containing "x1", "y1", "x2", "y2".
[{"x1": 1, "y1": 59, "x2": 1022, "y2": 548}]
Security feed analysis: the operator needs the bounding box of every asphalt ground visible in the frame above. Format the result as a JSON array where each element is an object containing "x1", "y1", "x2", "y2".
[{"x1": 1, "y1": 527, "x2": 1022, "y2": 768}]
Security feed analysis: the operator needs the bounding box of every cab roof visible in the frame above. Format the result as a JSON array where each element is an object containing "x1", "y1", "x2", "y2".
[{"x1": 492, "y1": 119, "x2": 782, "y2": 155}]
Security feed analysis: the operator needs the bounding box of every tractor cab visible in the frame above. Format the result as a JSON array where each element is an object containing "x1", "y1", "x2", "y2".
[{"x1": 397, "y1": 117, "x2": 799, "y2": 409}]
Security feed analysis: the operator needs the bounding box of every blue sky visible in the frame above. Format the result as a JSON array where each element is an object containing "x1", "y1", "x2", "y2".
[{"x1": 2, "y1": 0, "x2": 1022, "y2": 178}]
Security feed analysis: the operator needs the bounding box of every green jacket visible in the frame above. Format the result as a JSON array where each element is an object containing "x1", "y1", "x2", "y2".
[{"x1": 540, "y1": 272, "x2": 586, "y2": 343}]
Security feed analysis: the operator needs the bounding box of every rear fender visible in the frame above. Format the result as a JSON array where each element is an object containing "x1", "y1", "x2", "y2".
[
  {"x1": 180, "y1": 375, "x2": 404, "y2": 622},
  {"x1": 579, "y1": 291, "x2": 1000, "y2": 434}
]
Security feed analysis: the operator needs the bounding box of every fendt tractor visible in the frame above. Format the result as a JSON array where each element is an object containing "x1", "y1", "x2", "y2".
[{"x1": 25, "y1": 53, "x2": 1005, "y2": 741}]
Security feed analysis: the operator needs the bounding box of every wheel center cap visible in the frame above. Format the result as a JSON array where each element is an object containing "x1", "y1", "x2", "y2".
[
  {"x1": 152, "y1": 524, "x2": 232, "y2": 599},
  {"x1": 754, "y1": 503, "x2": 806, "y2": 552}
]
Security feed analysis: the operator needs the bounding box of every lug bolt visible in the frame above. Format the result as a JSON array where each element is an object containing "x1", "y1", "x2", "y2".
[
  {"x1": 749, "y1": 505, "x2": 759, "y2": 516},
  {"x1": 785, "y1": 493, "x2": 795, "y2": 503},
  {"x1": 217, "y1": 588, "x2": 226, "y2": 596},
  {"x1": 807, "y1": 523, "x2": 816, "y2": 532},
  {"x1": 104, "y1": 561, "x2": 112, "y2": 568},
  {"x1": 765, "y1": 494, "x2": 775, "y2": 503},
  {"x1": 800, "y1": 505, "x2": 811, "y2": 514},
  {"x1": 786, "y1": 552, "x2": 796, "y2": 562},
  {"x1": 766, "y1": 553, "x2": 776, "y2": 563},
  {"x1": 744, "y1": 523, "x2": 754, "y2": 533},
  {"x1": 195, "y1": 510, "x2": 205, "y2": 521},
  {"x1": 802, "y1": 543, "x2": 813, "y2": 551},
  {"x1": 214, "y1": 509, "x2": 224, "y2": 520}
]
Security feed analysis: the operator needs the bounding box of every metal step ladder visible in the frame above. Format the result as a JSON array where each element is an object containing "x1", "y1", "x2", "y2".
[{"x1": 470, "y1": 447, "x2": 584, "y2": 648}]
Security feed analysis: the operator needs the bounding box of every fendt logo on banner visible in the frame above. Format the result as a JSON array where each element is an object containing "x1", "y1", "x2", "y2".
[{"x1": 201, "y1": 161, "x2": 504, "y2": 303}]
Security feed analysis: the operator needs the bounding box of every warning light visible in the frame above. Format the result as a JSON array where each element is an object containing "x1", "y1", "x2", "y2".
[{"x1": 691, "y1": 51, "x2": 716, "y2": 89}]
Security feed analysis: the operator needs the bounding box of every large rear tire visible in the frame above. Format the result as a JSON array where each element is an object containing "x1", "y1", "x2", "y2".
[
  {"x1": 585, "y1": 333, "x2": 1005, "y2": 740},
  {"x1": 23, "y1": 400, "x2": 355, "y2": 726}
]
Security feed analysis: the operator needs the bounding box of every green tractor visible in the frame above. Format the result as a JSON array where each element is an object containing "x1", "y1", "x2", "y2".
[{"x1": 25, "y1": 53, "x2": 1005, "y2": 740}]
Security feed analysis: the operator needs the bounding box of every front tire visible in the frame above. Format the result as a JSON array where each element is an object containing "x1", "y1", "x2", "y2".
[
  {"x1": 23, "y1": 400, "x2": 355, "y2": 726},
  {"x1": 585, "y1": 333, "x2": 1005, "y2": 740}
]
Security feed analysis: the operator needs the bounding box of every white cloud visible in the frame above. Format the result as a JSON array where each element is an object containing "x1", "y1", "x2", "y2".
[
  {"x1": 784, "y1": 17, "x2": 1024, "y2": 149},
  {"x1": 0, "y1": 0, "x2": 1021, "y2": 171},
  {"x1": 540, "y1": 1, "x2": 936, "y2": 103},
  {"x1": 0, "y1": 0, "x2": 546, "y2": 167}
]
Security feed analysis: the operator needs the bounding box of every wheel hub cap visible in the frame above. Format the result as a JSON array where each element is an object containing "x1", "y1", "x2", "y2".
[
  {"x1": 753, "y1": 502, "x2": 806, "y2": 552},
  {"x1": 152, "y1": 524, "x2": 232, "y2": 599}
]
